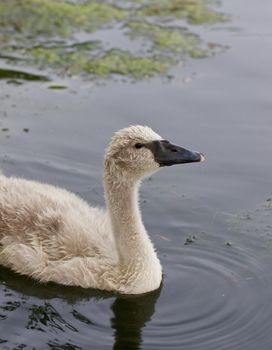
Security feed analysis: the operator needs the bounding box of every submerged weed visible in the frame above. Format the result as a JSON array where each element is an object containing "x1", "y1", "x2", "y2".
[
  {"x1": 138, "y1": 0, "x2": 229, "y2": 24},
  {"x1": 0, "y1": 0, "x2": 126, "y2": 37},
  {"x1": 0, "y1": 0, "x2": 229, "y2": 80},
  {"x1": 126, "y1": 21, "x2": 208, "y2": 57}
]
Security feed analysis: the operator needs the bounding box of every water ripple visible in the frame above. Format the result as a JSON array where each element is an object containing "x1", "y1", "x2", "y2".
[{"x1": 149, "y1": 245, "x2": 272, "y2": 350}]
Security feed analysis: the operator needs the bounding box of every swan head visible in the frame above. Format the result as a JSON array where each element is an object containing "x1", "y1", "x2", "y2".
[{"x1": 104, "y1": 125, "x2": 204, "y2": 180}]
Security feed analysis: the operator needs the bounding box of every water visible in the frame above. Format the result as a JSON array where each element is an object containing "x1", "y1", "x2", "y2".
[{"x1": 1, "y1": 0, "x2": 272, "y2": 349}]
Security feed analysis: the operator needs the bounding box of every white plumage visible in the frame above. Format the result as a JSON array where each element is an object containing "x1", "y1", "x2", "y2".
[{"x1": 0, "y1": 125, "x2": 203, "y2": 294}]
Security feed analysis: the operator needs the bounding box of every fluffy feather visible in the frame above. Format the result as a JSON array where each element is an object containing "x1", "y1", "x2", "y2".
[{"x1": 0, "y1": 126, "x2": 163, "y2": 294}]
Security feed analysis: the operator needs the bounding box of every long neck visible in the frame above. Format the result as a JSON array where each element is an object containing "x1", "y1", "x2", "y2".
[{"x1": 103, "y1": 165, "x2": 157, "y2": 265}]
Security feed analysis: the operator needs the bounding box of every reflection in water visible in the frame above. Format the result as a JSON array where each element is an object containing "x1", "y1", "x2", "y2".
[
  {"x1": 27, "y1": 303, "x2": 78, "y2": 332},
  {"x1": 2, "y1": 204, "x2": 272, "y2": 349},
  {"x1": 47, "y1": 341, "x2": 81, "y2": 350},
  {"x1": 111, "y1": 288, "x2": 161, "y2": 350},
  {"x1": 0, "y1": 266, "x2": 161, "y2": 350}
]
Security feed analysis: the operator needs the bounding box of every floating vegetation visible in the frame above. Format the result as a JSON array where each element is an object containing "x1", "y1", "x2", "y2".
[
  {"x1": 9, "y1": 46, "x2": 170, "y2": 78},
  {"x1": 0, "y1": 0, "x2": 229, "y2": 81},
  {"x1": 8, "y1": 43, "x2": 101, "y2": 75},
  {"x1": 82, "y1": 49, "x2": 170, "y2": 79},
  {"x1": 137, "y1": 0, "x2": 229, "y2": 24},
  {"x1": 126, "y1": 21, "x2": 208, "y2": 57},
  {"x1": 0, "y1": 68, "x2": 49, "y2": 81},
  {"x1": 48, "y1": 85, "x2": 68, "y2": 90},
  {"x1": 0, "y1": 0, "x2": 126, "y2": 37},
  {"x1": 226, "y1": 199, "x2": 272, "y2": 250},
  {"x1": 184, "y1": 235, "x2": 197, "y2": 245}
]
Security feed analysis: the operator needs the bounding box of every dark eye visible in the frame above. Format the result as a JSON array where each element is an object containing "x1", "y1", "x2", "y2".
[{"x1": 135, "y1": 143, "x2": 144, "y2": 149}]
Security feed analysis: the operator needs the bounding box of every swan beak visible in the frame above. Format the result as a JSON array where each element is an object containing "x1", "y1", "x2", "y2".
[{"x1": 146, "y1": 140, "x2": 205, "y2": 167}]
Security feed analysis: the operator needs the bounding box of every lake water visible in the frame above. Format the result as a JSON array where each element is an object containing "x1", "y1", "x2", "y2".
[{"x1": 1, "y1": 0, "x2": 272, "y2": 349}]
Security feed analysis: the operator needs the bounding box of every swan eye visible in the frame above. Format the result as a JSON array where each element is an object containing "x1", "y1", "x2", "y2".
[{"x1": 135, "y1": 143, "x2": 144, "y2": 149}]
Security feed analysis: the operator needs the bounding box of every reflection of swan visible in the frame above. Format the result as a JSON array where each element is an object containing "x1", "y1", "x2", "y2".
[
  {"x1": 111, "y1": 287, "x2": 162, "y2": 350},
  {"x1": 0, "y1": 126, "x2": 203, "y2": 294},
  {"x1": 0, "y1": 265, "x2": 162, "y2": 350}
]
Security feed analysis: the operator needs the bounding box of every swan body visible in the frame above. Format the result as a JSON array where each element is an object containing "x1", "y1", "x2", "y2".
[{"x1": 0, "y1": 126, "x2": 203, "y2": 294}]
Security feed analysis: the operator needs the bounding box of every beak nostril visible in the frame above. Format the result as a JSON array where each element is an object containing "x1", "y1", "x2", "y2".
[{"x1": 171, "y1": 149, "x2": 178, "y2": 153}]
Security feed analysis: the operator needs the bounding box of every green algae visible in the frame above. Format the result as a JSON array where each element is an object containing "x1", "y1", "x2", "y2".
[
  {"x1": 83, "y1": 49, "x2": 170, "y2": 79},
  {"x1": 0, "y1": 0, "x2": 126, "y2": 37},
  {"x1": 18, "y1": 46, "x2": 170, "y2": 79},
  {"x1": 0, "y1": 68, "x2": 49, "y2": 81},
  {"x1": 127, "y1": 22, "x2": 207, "y2": 57},
  {"x1": 138, "y1": 0, "x2": 229, "y2": 24},
  {"x1": 2, "y1": 40, "x2": 101, "y2": 76},
  {"x1": 48, "y1": 85, "x2": 68, "y2": 90},
  {"x1": 0, "y1": 0, "x2": 229, "y2": 81}
]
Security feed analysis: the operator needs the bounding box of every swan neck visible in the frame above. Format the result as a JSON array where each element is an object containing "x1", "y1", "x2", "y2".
[
  {"x1": 105, "y1": 177, "x2": 144, "y2": 239},
  {"x1": 103, "y1": 167, "x2": 153, "y2": 263},
  {"x1": 103, "y1": 162, "x2": 162, "y2": 293}
]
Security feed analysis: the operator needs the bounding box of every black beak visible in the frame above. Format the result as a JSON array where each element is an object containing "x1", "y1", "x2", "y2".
[{"x1": 146, "y1": 140, "x2": 204, "y2": 167}]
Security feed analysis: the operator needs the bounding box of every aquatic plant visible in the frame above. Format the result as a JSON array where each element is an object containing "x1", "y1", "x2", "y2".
[
  {"x1": 0, "y1": 0, "x2": 229, "y2": 81},
  {"x1": 0, "y1": 0, "x2": 126, "y2": 37},
  {"x1": 137, "y1": 0, "x2": 228, "y2": 24},
  {"x1": 126, "y1": 21, "x2": 208, "y2": 57},
  {"x1": 5, "y1": 45, "x2": 170, "y2": 78}
]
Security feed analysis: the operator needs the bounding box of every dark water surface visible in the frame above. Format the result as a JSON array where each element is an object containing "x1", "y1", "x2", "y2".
[{"x1": 1, "y1": 0, "x2": 272, "y2": 349}]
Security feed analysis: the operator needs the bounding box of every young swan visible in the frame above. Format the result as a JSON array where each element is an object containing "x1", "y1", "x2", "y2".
[{"x1": 0, "y1": 126, "x2": 204, "y2": 294}]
